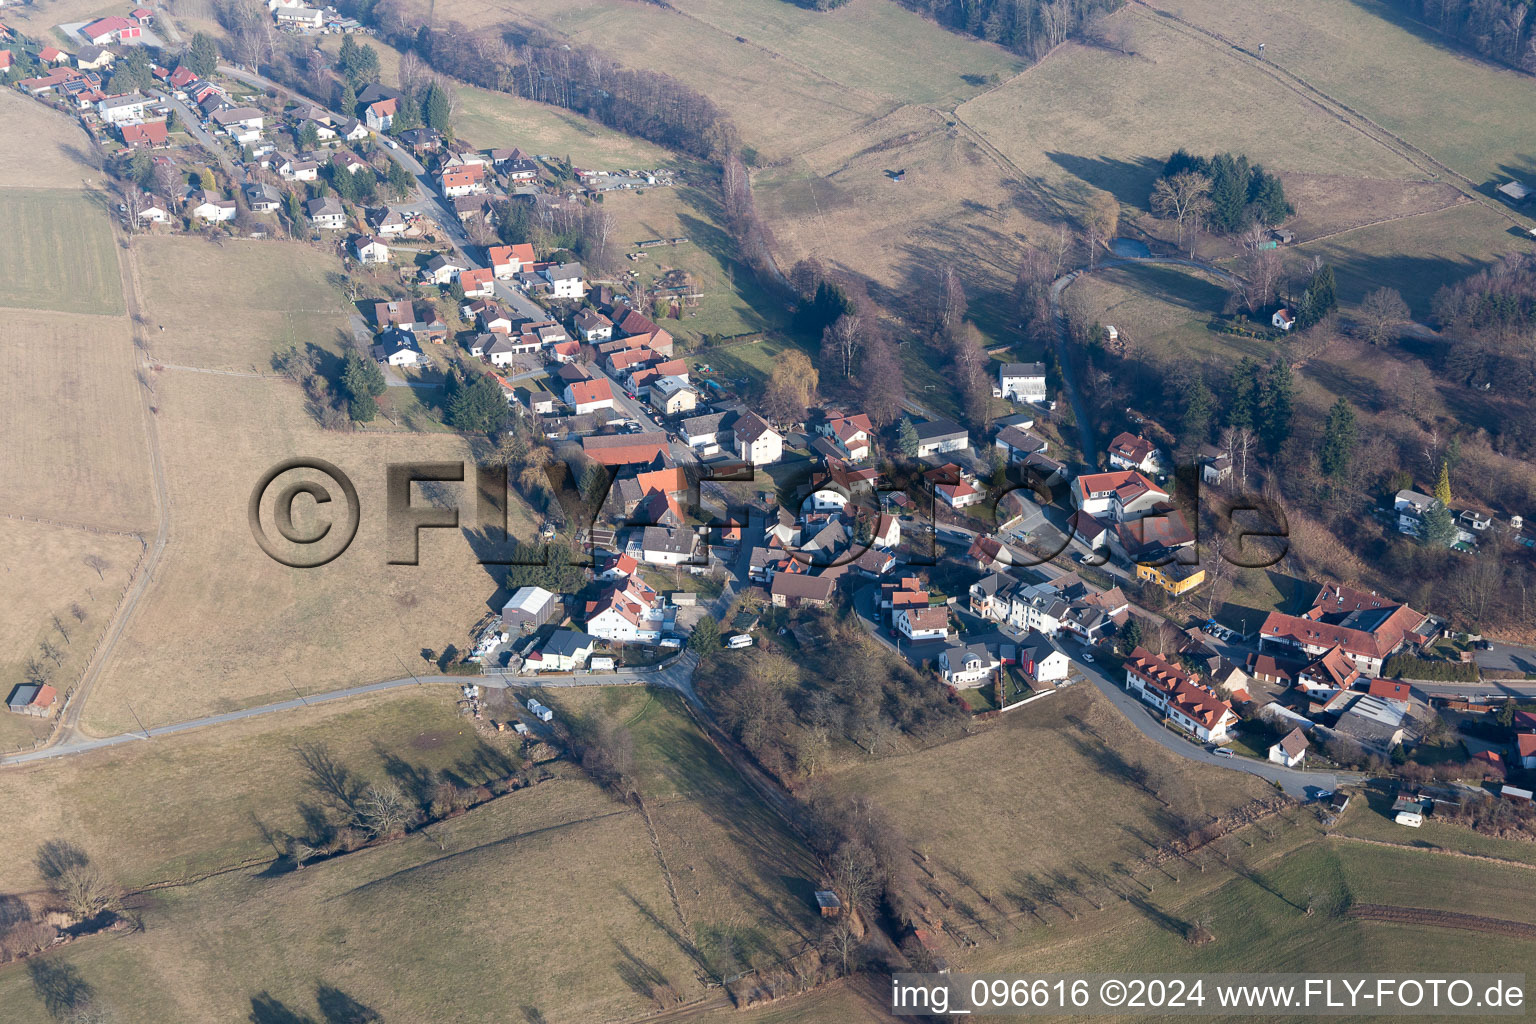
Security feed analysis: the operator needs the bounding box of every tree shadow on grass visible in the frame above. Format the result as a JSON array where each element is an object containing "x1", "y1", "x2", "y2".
[{"x1": 28, "y1": 960, "x2": 94, "y2": 1020}]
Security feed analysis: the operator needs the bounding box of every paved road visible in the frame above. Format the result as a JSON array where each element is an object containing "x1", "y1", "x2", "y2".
[
  {"x1": 1058, "y1": 635, "x2": 1344, "y2": 799},
  {"x1": 157, "y1": 92, "x2": 236, "y2": 175},
  {"x1": 3, "y1": 656, "x2": 697, "y2": 767}
]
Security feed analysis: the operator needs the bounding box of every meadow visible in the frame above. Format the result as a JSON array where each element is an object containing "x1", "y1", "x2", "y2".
[
  {"x1": 73, "y1": 368, "x2": 523, "y2": 736},
  {"x1": 1163, "y1": 0, "x2": 1536, "y2": 186},
  {"x1": 0, "y1": 310, "x2": 156, "y2": 530},
  {"x1": 0, "y1": 686, "x2": 823, "y2": 1024},
  {"x1": 0, "y1": 520, "x2": 144, "y2": 756},
  {"x1": 0, "y1": 92, "x2": 99, "y2": 190},
  {"x1": 0, "y1": 190, "x2": 123, "y2": 316},
  {"x1": 130, "y1": 236, "x2": 356, "y2": 371}
]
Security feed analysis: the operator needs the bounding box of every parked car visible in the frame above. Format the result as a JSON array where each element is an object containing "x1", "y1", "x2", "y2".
[
  {"x1": 658, "y1": 637, "x2": 683, "y2": 649},
  {"x1": 1212, "y1": 747, "x2": 1235, "y2": 758},
  {"x1": 726, "y1": 634, "x2": 754, "y2": 649},
  {"x1": 1081, "y1": 652, "x2": 1094, "y2": 663}
]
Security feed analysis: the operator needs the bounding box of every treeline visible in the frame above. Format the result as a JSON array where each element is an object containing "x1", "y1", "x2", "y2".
[
  {"x1": 357, "y1": 3, "x2": 736, "y2": 160},
  {"x1": 695, "y1": 611, "x2": 969, "y2": 784},
  {"x1": 891, "y1": 0, "x2": 1123, "y2": 58},
  {"x1": 1384, "y1": 0, "x2": 1536, "y2": 71},
  {"x1": 1431, "y1": 253, "x2": 1536, "y2": 456},
  {"x1": 1159, "y1": 150, "x2": 1291, "y2": 235}
]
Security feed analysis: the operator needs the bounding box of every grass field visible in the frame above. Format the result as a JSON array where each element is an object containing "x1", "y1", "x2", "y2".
[
  {"x1": 604, "y1": 186, "x2": 788, "y2": 345},
  {"x1": 0, "y1": 190, "x2": 124, "y2": 316},
  {"x1": 818, "y1": 686, "x2": 1273, "y2": 928},
  {"x1": 424, "y1": 0, "x2": 1021, "y2": 162},
  {"x1": 74, "y1": 369, "x2": 527, "y2": 736},
  {"x1": 0, "y1": 310, "x2": 156, "y2": 529},
  {"x1": 0, "y1": 92, "x2": 99, "y2": 191},
  {"x1": 1163, "y1": 0, "x2": 1536, "y2": 185},
  {"x1": 132, "y1": 236, "x2": 355, "y2": 371},
  {"x1": 0, "y1": 520, "x2": 144, "y2": 755},
  {"x1": 0, "y1": 686, "x2": 822, "y2": 1024}
]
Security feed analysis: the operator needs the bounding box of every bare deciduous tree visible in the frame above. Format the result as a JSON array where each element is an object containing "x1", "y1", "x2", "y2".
[
  {"x1": 52, "y1": 864, "x2": 121, "y2": 922},
  {"x1": 1151, "y1": 172, "x2": 1212, "y2": 255},
  {"x1": 83, "y1": 555, "x2": 109, "y2": 580},
  {"x1": 355, "y1": 783, "x2": 413, "y2": 838},
  {"x1": 1356, "y1": 286, "x2": 1410, "y2": 345}
]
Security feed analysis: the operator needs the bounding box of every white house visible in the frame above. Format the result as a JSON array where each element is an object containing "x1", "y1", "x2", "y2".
[
  {"x1": 734, "y1": 411, "x2": 783, "y2": 465},
  {"x1": 564, "y1": 377, "x2": 615, "y2": 415},
  {"x1": 1124, "y1": 647, "x2": 1236, "y2": 743},
  {"x1": 1272, "y1": 308, "x2": 1296, "y2": 331},
  {"x1": 997, "y1": 361, "x2": 1047, "y2": 403},
  {"x1": 938, "y1": 642, "x2": 1000, "y2": 686},
  {"x1": 638, "y1": 526, "x2": 697, "y2": 567},
  {"x1": 584, "y1": 579, "x2": 667, "y2": 642},
  {"x1": 913, "y1": 417, "x2": 968, "y2": 458},
  {"x1": 352, "y1": 236, "x2": 390, "y2": 264},
  {"x1": 1106, "y1": 432, "x2": 1162, "y2": 475},
  {"x1": 527, "y1": 629, "x2": 595, "y2": 672},
  {"x1": 188, "y1": 190, "x2": 237, "y2": 222},
  {"x1": 97, "y1": 92, "x2": 148, "y2": 125},
  {"x1": 1017, "y1": 633, "x2": 1070, "y2": 684},
  {"x1": 304, "y1": 196, "x2": 346, "y2": 230},
  {"x1": 1269, "y1": 727, "x2": 1308, "y2": 767},
  {"x1": 137, "y1": 200, "x2": 169, "y2": 224},
  {"x1": 897, "y1": 605, "x2": 951, "y2": 643},
  {"x1": 372, "y1": 329, "x2": 421, "y2": 367},
  {"x1": 1393, "y1": 489, "x2": 1435, "y2": 536},
  {"x1": 1007, "y1": 582, "x2": 1067, "y2": 636},
  {"x1": 541, "y1": 262, "x2": 587, "y2": 299},
  {"x1": 869, "y1": 513, "x2": 900, "y2": 549},
  {"x1": 274, "y1": 5, "x2": 324, "y2": 28},
  {"x1": 1071, "y1": 470, "x2": 1168, "y2": 522}
]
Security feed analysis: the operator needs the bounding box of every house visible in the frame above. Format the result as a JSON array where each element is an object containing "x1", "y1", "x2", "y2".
[
  {"x1": 39, "y1": 47, "x2": 70, "y2": 65},
  {"x1": 420, "y1": 253, "x2": 468, "y2": 285},
  {"x1": 1272, "y1": 308, "x2": 1295, "y2": 331},
  {"x1": 931, "y1": 467, "x2": 984, "y2": 508},
  {"x1": 1072, "y1": 470, "x2": 1168, "y2": 522},
  {"x1": 6, "y1": 683, "x2": 58, "y2": 717},
  {"x1": 458, "y1": 266, "x2": 494, "y2": 298},
  {"x1": 304, "y1": 196, "x2": 346, "y2": 230},
  {"x1": 1018, "y1": 631, "x2": 1070, "y2": 683},
  {"x1": 816, "y1": 412, "x2": 874, "y2": 462},
  {"x1": 913, "y1": 417, "x2": 968, "y2": 457},
  {"x1": 484, "y1": 334, "x2": 523, "y2": 368},
  {"x1": 585, "y1": 578, "x2": 668, "y2": 643},
  {"x1": 733, "y1": 411, "x2": 783, "y2": 465},
  {"x1": 527, "y1": 629, "x2": 595, "y2": 672},
  {"x1": 1367, "y1": 679, "x2": 1413, "y2": 703},
  {"x1": 276, "y1": 154, "x2": 319, "y2": 182},
  {"x1": 995, "y1": 425, "x2": 1049, "y2": 463},
  {"x1": 880, "y1": 576, "x2": 929, "y2": 619},
  {"x1": 1258, "y1": 583, "x2": 1427, "y2": 677},
  {"x1": 96, "y1": 91, "x2": 148, "y2": 124},
  {"x1": 897, "y1": 605, "x2": 951, "y2": 643},
  {"x1": 1106, "y1": 432, "x2": 1161, "y2": 474},
  {"x1": 129, "y1": 7, "x2": 154, "y2": 23},
  {"x1": 770, "y1": 572, "x2": 837, "y2": 608},
  {"x1": 81, "y1": 15, "x2": 141, "y2": 45},
  {"x1": 565, "y1": 377, "x2": 615, "y2": 415},
  {"x1": 371, "y1": 207, "x2": 412, "y2": 236},
  {"x1": 371, "y1": 328, "x2": 421, "y2": 367},
  {"x1": 541, "y1": 262, "x2": 587, "y2": 299},
  {"x1": 679, "y1": 411, "x2": 728, "y2": 452},
  {"x1": 649, "y1": 376, "x2": 697, "y2": 417},
  {"x1": 336, "y1": 118, "x2": 369, "y2": 142},
  {"x1": 210, "y1": 106, "x2": 263, "y2": 141},
  {"x1": 243, "y1": 181, "x2": 283, "y2": 212},
  {"x1": 575, "y1": 309, "x2": 613, "y2": 342},
  {"x1": 969, "y1": 572, "x2": 1013, "y2": 620},
  {"x1": 188, "y1": 190, "x2": 237, "y2": 222},
  {"x1": 997, "y1": 361, "x2": 1047, "y2": 403},
  {"x1": 939, "y1": 642, "x2": 1001, "y2": 686},
  {"x1": 119, "y1": 121, "x2": 169, "y2": 148},
  {"x1": 274, "y1": 5, "x2": 323, "y2": 28},
  {"x1": 439, "y1": 165, "x2": 486, "y2": 197},
  {"x1": 1518, "y1": 733, "x2": 1536, "y2": 770},
  {"x1": 1198, "y1": 445, "x2": 1232, "y2": 486},
  {"x1": 344, "y1": 234, "x2": 388, "y2": 264},
  {"x1": 75, "y1": 44, "x2": 114, "y2": 69},
  {"x1": 867, "y1": 512, "x2": 900, "y2": 549},
  {"x1": 331, "y1": 149, "x2": 368, "y2": 176},
  {"x1": 137, "y1": 198, "x2": 169, "y2": 223},
  {"x1": 1124, "y1": 647, "x2": 1237, "y2": 742},
  {"x1": 487, "y1": 242, "x2": 535, "y2": 279},
  {"x1": 582, "y1": 432, "x2": 671, "y2": 467},
  {"x1": 501, "y1": 586, "x2": 558, "y2": 631},
  {"x1": 1269, "y1": 727, "x2": 1308, "y2": 767},
  {"x1": 1393, "y1": 489, "x2": 1436, "y2": 536},
  {"x1": 1136, "y1": 560, "x2": 1205, "y2": 596}
]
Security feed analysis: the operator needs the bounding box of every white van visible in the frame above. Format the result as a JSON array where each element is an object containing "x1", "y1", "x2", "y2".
[{"x1": 727, "y1": 634, "x2": 754, "y2": 649}]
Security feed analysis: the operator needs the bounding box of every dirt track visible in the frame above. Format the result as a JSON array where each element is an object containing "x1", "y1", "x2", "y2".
[{"x1": 1348, "y1": 903, "x2": 1536, "y2": 939}]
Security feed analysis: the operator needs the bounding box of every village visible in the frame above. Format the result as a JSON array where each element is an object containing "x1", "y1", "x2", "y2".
[{"x1": 6, "y1": 4, "x2": 1536, "y2": 826}]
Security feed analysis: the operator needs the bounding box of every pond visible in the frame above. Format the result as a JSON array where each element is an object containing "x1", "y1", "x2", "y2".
[{"x1": 1111, "y1": 237, "x2": 1152, "y2": 258}]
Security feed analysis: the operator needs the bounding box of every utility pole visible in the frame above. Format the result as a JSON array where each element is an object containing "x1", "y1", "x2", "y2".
[
  {"x1": 285, "y1": 671, "x2": 308, "y2": 706},
  {"x1": 125, "y1": 701, "x2": 150, "y2": 739},
  {"x1": 396, "y1": 653, "x2": 421, "y2": 685}
]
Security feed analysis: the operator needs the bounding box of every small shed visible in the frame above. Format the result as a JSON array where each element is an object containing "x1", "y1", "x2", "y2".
[
  {"x1": 1268, "y1": 727, "x2": 1308, "y2": 767},
  {"x1": 814, "y1": 890, "x2": 842, "y2": 918},
  {"x1": 6, "y1": 684, "x2": 58, "y2": 718},
  {"x1": 501, "y1": 586, "x2": 558, "y2": 632},
  {"x1": 1496, "y1": 180, "x2": 1533, "y2": 205}
]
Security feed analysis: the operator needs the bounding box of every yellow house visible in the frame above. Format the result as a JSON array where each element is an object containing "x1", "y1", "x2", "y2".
[{"x1": 1137, "y1": 560, "x2": 1205, "y2": 596}]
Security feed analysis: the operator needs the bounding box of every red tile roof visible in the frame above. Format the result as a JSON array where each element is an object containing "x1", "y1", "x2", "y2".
[{"x1": 567, "y1": 378, "x2": 613, "y2": 407}]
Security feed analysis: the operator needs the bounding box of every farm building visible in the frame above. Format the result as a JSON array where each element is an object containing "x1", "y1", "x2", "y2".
[
  {"x1": 7, "y1": 684, "x2": 58, "y2": 717},
  {"x1": 501, "y1": 586, "x2": 559, "y2": 632}
]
